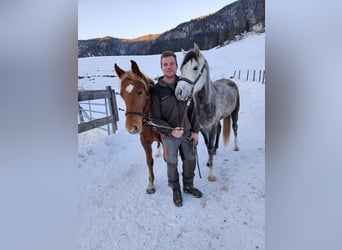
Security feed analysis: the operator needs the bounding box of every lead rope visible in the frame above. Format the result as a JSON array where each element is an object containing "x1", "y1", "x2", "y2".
[
  {"x1": 193, "y1": 141, "x2": 202, "y2": 178},
  {"x1": 145, "y1": 120, "x2": 175, "y2": 130}
]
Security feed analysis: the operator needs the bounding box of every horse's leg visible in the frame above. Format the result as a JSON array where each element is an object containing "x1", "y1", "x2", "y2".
[
  {"x1": 200, "y1": 130, "x2": 211, "y2": 166},
  {"x1": 201, "y1": 128, "x2": 216, "y2": 181},
  {"x1": 154, "y1": 141, "x2": 161, "y2": 157},
  {"x1": 213, "y1": 121, "x2": 221, "y2": 155},
  {"x1": 231, "y1": 95, "x2": 240, "y2": 151},
  {"x1": 200, "y1": 129, "x2": 209, "y2": 148},
  {"x1": 207, "y1": 127, "x2": 218, "y2": 182},
  {"x1": 207, "y1": 149, "x2": 216, "y2": 182},
  {"x1": 140, "y1": 137, "x2": 155, "y2": 194}
]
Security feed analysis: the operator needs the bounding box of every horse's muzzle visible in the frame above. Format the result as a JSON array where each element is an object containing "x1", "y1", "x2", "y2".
[
  {"x1": 127, "y1": 124, "x2": 140, "y2": 134},
  {"x1": 175, "y1": 88, "x2": 189, "y2": 101}
]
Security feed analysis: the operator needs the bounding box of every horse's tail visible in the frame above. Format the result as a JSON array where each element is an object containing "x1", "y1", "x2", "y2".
[{"x1": 223, "y1": 115, "x2": 231, "y2": 147}]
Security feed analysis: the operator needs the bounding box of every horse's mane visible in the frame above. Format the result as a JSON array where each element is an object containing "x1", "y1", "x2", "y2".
[
  {"x1": 181, "y1": 50, "x2": 197, "y2": 69},
  {"x1": 181, "y1": 49, "x2": 210, "y2": 83},
  {"x1": 121, "y1": 71, "x2": 154, "y2": 92},
  {"x1": 181, "y1": 50, "x2": 209, "y2": 73}
]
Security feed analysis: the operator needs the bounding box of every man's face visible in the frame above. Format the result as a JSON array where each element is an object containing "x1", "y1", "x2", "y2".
[{"x1": 161, "y1": 56, "x2": 177, "y2": 78}]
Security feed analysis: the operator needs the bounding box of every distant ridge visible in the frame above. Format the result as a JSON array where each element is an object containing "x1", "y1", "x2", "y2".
[{"x1": 78, "y1": 0, "x2": 264, "y2": 57}]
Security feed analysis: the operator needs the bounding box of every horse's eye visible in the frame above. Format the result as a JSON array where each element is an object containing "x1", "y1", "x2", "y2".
[
  {"x1": 193, "y1": 66, "x2": 198, "y2": 71},
  {"x1": 137, "y1": 90, "x2": 143, "y2": 96}
]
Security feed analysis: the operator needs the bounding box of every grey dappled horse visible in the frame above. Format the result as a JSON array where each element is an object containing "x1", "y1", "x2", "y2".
[{"x1": 175, "y1": 43, "x2": 240, "y2": 181}]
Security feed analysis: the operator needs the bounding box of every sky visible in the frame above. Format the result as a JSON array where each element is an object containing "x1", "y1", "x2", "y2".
[
  {"x1": 77, "y1": 32, "x2": 265, "y2": 249},
  {"x1": 78, "y1": 0, "x2": 237, "y2": 40}
]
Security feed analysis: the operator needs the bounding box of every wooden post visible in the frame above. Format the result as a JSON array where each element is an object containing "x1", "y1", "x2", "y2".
[
  {"x1": 262, "y1": 70, "x2": 265, "y2": 84},
  {"x1": 113, "y1": 91, "x2": 119, "y2": 124},
  {"x1": 246, "y1": 70, "x2": 249, "y2": 81},
  {"x1": 106, "y1": 86, "x2": 118, "y2": 133},
  {"x1": 78, "y1": 104, "x2": 84, "y2": 122},
  {"x1": 238, "y1": 70, "x2": 241, "y2": 80},
  {"x1": 259, "y1": 70, "x2": 261, "y2": 82},
  {"x1": 253, "y1": 70, "x2": 256, "y2": 81}
]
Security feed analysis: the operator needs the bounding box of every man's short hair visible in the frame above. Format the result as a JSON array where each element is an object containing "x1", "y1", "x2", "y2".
[{"x1": 160, "y1": 51, "x2": 177, "y2": 66}]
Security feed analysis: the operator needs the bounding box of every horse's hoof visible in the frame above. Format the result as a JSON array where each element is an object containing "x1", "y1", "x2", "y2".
[
  {"x1": 208, "y1": 176, "x2": 217, "y2": 182},
  {"x1": 234, "y1": 146, "x2": 240, "y2": 151},
  {"x1": 146, "y1": 187, "x2": 156, "y2": 194}
]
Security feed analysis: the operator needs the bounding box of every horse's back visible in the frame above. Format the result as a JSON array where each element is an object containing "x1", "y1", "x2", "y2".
[
  {"x1": 213, "y1": 78, "x2": 238, "y2": 91},
  {"x1": 213, "y1": 78, "x2": 239, "y2": 99},
  {"x1": 212, "y1": 78, "x2": 239, "y2": 118}
]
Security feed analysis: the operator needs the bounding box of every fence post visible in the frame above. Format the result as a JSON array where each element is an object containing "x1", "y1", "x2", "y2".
[
  {"x1": 104, "y1": 98, "x2": 110, "y2": 135},
  {"x1": 88, "y1": 101, "x2": 92, "y2": 120},
  {"x1": 253, "y1": 70, "x2": 256, "y2": 81},
  {"x1": 246, "y1": 70, "x2": 249, "y2": 81},
  {"x1": 262, "y1": 70, "x2": 265, "y2": 84},
  {"x1": 106, "y1": 86, "x2": 118, "y2": 133},
  {"x1": 78, "y1": 104, "x2": 84, "y2": 122},
  {"x1": 259, "y1": 70, "x2": 261, "y2": 82},
  {"x1": 238, "y1": 70, "x2": 241, "y2": 80}
]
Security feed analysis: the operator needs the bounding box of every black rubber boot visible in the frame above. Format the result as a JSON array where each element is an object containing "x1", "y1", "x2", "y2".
[
  {"x1": 167, "y1": 163, "x2": 180, "y2": 190},
  {"x1": 173, "y1": 189, "x2": 183, "y2": 207},
  {"x1": 182, "y1": 160, "x2": 202, "y2": 198},
  {"x1": 183, "y1": 187, "x2": 202, "y2": 198},
  {"x1": 167, "y1": 163, "x2": 182, "y2": 206},
  {"x1": 182, "y1": 160, "x2": 196, "y2": 189}
]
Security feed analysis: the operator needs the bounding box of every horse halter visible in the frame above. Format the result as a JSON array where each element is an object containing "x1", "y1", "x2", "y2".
[
  {"x1": 178, "y1": 63, "x2": 207, "y2": 86},
  {"x1": 125, "y1": 100, "x2": 148, "y2": 117}
]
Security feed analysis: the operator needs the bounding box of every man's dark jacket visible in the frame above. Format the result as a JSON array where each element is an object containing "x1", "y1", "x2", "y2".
[{"x1": 150, "y1": 76, "x2": 200, "y2": 135}]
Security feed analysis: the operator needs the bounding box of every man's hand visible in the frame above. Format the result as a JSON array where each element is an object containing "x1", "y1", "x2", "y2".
[
  {"x1": 190, "y1": 132, "x2": 199, "y2": 144},
  {"x1": 171, "y1": 127, "x2": 184, "y2": 138}
]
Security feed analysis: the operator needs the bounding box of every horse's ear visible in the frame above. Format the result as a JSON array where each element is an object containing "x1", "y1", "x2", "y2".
[
  {"x1": 114, "y1": 63, "x2": 125, "y2": 78},
  {"x1": 131, "y1": 60, "x2": 143, "y2": 77},
  {"x1": 181, "y1": 48, "x2": 186, "y2": 56},
  {"x1": 194, "y1": 43, "x2": 200, "y2": 57}
]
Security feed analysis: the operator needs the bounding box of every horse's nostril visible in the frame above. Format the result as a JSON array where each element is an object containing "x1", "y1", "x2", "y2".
[
  {"x1": 128, "y1": 124, "x2": 140, "y2": 134},
  {"x1": 181, "y1": 90, "x2": 187, "y2": 100}
]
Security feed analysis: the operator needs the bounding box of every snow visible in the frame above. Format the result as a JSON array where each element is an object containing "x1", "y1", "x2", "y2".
[{"x1": 78, "y1": 32, "x2": 265, "y2": 249}]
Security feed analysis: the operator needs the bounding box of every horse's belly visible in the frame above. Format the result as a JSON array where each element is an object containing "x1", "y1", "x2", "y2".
[{"x1": 198, "y1": 115, "x2": 217, "y2": 130}]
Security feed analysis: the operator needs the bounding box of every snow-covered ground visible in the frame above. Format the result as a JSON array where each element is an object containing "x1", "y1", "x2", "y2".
[{"x1": 78, "y1": 32, "x2": 265, "y2": 249}]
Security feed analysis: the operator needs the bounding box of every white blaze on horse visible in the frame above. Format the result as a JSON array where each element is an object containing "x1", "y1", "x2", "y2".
[{"x1": 175, "y1": 43, "x2": 240, "y2": 182}]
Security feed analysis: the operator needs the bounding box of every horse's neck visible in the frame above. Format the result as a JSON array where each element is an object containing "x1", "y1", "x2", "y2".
[
  {"x1": 195, "y1": 70, "x2": 215, "y2": 106},
  {"x1": 145, "y1": 95, "x2": 151, "y2": 114},
  {"x1": 193, "y1": 69, "x2": 218, "y2": 126}
]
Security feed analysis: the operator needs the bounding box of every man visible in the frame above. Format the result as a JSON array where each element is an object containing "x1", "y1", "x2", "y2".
[{"x1": 150, "y1": 51, "x2": 202, "y2": 207}]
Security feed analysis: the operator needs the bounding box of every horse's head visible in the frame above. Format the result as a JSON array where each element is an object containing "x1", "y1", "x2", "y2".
[
  {"x1": 114, "y1": 60, "x2": 154, "y2": 134},
  {"x1": 175, "y1": 43, "x2": 208, "y2": 101}
]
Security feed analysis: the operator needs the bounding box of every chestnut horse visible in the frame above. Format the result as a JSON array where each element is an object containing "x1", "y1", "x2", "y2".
[{"x1": 114, "y1": 60, "x2": 161, "y2": 194}]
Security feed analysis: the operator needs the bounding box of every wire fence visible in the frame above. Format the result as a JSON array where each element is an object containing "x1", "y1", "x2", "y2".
[
  {"x1": 78, "y1": 99, "x2": 112, "y2": 134},
  {"x1": 231, "y1": 69, "x2": 265, "y2": 83}
]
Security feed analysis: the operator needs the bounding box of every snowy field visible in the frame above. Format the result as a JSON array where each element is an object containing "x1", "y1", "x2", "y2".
[{"x1": 78, "y1": 32, "x2": 265, "y2": 250}]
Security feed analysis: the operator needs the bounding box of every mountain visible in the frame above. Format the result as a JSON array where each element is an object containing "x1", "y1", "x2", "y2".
[{"x1": 78, "y1": 0, "x2": 265, "y2": 58}]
